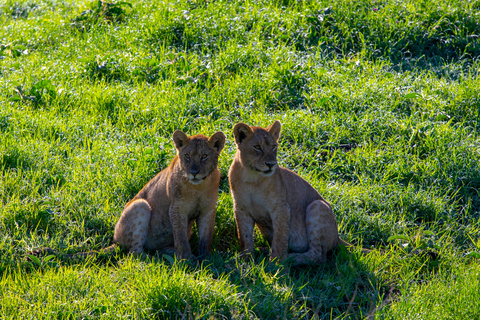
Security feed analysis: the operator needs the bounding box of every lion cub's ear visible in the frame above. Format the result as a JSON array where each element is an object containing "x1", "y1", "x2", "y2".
[
  {"x1": 208, "y1": 131, "x2": 226, "y2": 153},
  {"x1": 172, "y1": 130, "x2": 190, "y2": 150},
  {"x1": 233, "y1": 122, "x2": 253, "y2": 145},
  {"x1": 268, "y1": 120, "x2": 282, "y2": 142}
]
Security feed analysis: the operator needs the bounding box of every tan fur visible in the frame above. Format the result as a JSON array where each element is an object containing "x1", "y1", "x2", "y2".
[
  {"x1": 114, "y1": 130, "x2": 226, "y2": 259},
  {"x1": 228, "y1": 121, "x2": 339, "y2": 265}
]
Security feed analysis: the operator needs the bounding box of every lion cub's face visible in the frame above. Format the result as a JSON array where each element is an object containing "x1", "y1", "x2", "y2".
[
  {"x1": 173, "y1": 131, "x2": 226, "y2": 185},
  {"x1": 233, "y1": 121, "x2": 281, "y2": 177}
]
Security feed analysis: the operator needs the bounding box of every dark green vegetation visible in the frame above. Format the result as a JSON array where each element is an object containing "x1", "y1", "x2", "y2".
[{"x1": 1, "y1": 0, "x2": 479, "y2": 318}]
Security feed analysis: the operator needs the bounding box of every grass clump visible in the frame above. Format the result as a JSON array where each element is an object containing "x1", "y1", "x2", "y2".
[
  {"x1": 378, "y1": 261, "x2": 480, "y2": 319},
  {"x1": 0, "y1": 258, "x2": 247, "y2": 319}
]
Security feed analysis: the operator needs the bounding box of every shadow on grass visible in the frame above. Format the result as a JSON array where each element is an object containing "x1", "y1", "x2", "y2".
[
  {"x1": 1, "y1": 146, "x2": 33, "y2": 171},
  {"x1": 12, "y1": 236, "x2": 448, "y2": 319},
  {"x1": 146, "y1": 247, "x2": 387, "y2": 319}
]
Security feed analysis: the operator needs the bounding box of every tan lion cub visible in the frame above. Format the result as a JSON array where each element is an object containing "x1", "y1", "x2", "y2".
[
  {"x1": 114, "y1": 130, "x2": 226, "y2": 259},
  {"x1": 228, "y1": 121, "x2": 338, "y2": 265}
]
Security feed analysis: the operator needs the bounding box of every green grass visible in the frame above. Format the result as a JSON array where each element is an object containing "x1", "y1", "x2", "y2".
[
  {"x1": 1, "y1": 0, "x2": 479, "y2": 318},
  {"x1": 382, "y1": 261, "x2": 480, "y2": 319}
]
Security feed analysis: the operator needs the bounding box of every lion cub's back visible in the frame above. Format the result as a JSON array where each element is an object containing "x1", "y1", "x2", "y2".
[
  {"x1": 279, "y1": 166, "x2": 325, "y2": 217},
  {"x1": 134, "y1": 168, "x2": 171, "y2": 212}
]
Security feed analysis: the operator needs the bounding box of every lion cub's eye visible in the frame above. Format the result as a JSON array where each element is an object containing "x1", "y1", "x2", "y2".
[
  {"x1": 254, "y1": 145, "x2": 261, "y2": 151},
  {"x1": 201, "y1": 154, "x2": 208, "y2": 160},
  {"x1": 184, "y1": 154, "x2": 190, "y2": 161}
]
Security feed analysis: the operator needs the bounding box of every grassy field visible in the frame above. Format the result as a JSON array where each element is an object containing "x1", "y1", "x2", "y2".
[{"x1": 1, "y1": 0, "x2": 480, "y2": 318}]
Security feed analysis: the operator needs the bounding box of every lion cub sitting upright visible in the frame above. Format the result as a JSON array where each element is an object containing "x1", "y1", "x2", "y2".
[
  {"x1": 114, "y1": 130, "x2": 226, "y2": 260},
  {"x1": 228, "y1": 121, "x2": 338, "y2": 265}
]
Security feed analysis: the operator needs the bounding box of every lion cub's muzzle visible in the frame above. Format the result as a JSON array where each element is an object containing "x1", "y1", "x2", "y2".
[
  {"x1": 256, "y1": 161, "x2": 278, "y2": 176},
  {"x1": 187, "y1": 163, "x2": 208, "y2": 185}
]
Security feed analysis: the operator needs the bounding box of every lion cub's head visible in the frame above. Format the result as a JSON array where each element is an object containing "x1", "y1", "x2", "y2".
[
  {"x1": 173, "y1": 130, "x2": 226, "y2": 185},
  {"x1": 233, "y1": 121, "x2": 281, "y2": 177}
]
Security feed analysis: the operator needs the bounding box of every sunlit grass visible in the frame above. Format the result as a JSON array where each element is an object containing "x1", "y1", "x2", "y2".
[{"x1": 1, "y1": 0, "x2": 479, "y2": 318}]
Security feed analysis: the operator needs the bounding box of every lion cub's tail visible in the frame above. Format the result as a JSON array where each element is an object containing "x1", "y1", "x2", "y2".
[{"x1": 338, "y1": 237, "x2": 372, "y2": 255}]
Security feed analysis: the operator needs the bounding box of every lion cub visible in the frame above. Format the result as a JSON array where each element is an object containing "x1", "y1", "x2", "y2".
[
  {"x1": 228, "y1": 121, "x2": 338, "y2": 265},
  {"x1": 114, "y1": 130, "x2": 226, "y2": 259}
]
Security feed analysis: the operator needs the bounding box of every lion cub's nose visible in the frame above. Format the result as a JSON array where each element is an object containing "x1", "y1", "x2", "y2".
[
  {"x1": 265, "y1": 161, "x2": 276, "y2": 169},
  {"x1": 190, "y1": 164, "x2": 200, "y2": 176}
]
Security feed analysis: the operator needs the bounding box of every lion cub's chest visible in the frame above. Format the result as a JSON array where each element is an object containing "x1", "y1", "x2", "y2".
[
  {"x1": 240, "y1": 185, "x2": 275, "y2": 222},
  {"x1": 176, "y1": 184, "x2": 215, "y2": 218}
]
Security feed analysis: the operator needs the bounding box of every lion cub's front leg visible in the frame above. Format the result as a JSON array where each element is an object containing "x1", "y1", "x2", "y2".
[
  {"x1": 234, "y1": 206, "x2": 255, "y2": 257},
  {"x1": 269, "y1": 203, "x2": 290, "y2": 262},
  {"x1": 196, "y1": 209, "x2": 216, "y2": 258},
  {"x1": 169, "y1": 206, "x2": 216, "y2": 260},
  {"x1": 169, "y1": 204, "x2": 193, "y2": 260}
]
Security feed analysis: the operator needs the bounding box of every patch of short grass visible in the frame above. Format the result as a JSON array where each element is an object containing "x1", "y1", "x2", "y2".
[
  {"x1": 0, "y1": 257, "x2": 248, "y2": 319},
  {"x1": 0, "y1": 0, "x2": 479, "y2": 318},
  {"x1": 377, "y1": 261, "x2": 480, "y2": 320}
]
